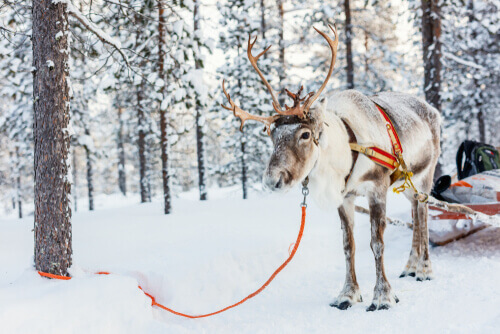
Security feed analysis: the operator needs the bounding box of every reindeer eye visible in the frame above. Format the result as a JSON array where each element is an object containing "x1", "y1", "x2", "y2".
[{"x1": 301, "y1": 132, "x2": 310, "y2": 140}]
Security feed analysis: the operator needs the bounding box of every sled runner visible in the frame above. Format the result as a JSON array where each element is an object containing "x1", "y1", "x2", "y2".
[{"x1": 429, "y1": 168, "x2": 500, "y2": 245}]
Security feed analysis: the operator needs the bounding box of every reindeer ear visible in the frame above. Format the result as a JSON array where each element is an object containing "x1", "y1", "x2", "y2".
[{"x1": 308, "y1": 97, "x2": 327, "y2": 130}]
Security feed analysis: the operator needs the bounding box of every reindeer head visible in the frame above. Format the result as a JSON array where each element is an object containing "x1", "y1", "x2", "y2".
[{"x1": 222, "y1": 25, "x2": 338, "y2": 191}]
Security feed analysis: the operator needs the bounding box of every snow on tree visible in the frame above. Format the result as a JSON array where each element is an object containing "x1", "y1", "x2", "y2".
[
  {"x1": 215, "y1": 0, "x2": 286, "y2": 198},
  {"x1": 0, "y1": 2, "x2": 33, "y2": 218},
  {"x1": 304, "y1": 0, "x2": 412, "y2": 95},
  {"x1": 440, "y1": 0, "x2": 499, "y2": 163}
]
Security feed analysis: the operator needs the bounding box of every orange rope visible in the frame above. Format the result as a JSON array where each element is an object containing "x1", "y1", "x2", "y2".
[{"x1": 38, "y1": 206, "x2": 307, "y2": 319}]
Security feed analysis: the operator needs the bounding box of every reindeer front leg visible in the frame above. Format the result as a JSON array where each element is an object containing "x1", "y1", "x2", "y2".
[
  {"x1": 367, "y1": 192, "x2": 399, "y2": 311},
  {"x1": 330, "y1": 195, "x2": 362, "y2": 310}
]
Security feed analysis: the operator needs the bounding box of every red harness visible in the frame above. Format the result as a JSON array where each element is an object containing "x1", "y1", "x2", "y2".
[
  {"x1": 345, "y1": 103, "x2": 403, "y2": 184},
  {"x1": 372, "y1": 103, "x2": 402, "y2": 170}
]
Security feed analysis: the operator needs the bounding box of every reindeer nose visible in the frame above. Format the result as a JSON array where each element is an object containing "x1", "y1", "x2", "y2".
[
  {"x1": 264, "y1": 172, "x2": 284, "y2": 191},
  {"x1": 274, "y1": 173, "x2": 284, "y2": 189}
]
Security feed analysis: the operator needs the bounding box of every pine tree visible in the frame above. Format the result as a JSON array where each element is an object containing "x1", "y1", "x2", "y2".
[
  {"x1": 216, "y1": 0, "x2": 282, "y2": 198},
  {"x1": 33, "y1": 0, "x2": 72, "y2": 276}
]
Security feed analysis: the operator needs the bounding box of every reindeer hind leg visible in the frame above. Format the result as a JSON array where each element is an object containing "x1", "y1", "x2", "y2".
[
  {"x1": 400, "y1": 197, "x2": 421, "y2": 278},
  {"x1": 416, "y1": 173, "x2": 434, "y2": 281}
]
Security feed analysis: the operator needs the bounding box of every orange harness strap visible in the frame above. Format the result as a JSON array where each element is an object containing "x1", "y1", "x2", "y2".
[
  {"x1": 347, "y1": 103, "x2": 403, "y2": 172},
  {"x1": 38, "y1": 206, "x2": 307, "y2": 319}
]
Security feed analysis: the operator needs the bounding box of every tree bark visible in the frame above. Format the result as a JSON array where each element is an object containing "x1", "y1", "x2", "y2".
[
  {"x1": 194, "y1": 0, "x2": 207, "y2": 201},
  {"x1": 117, "y1": 107, "x2": 127, "y2": 196},
  {"x1": 158, "y1": 1, "x2": 171, "y2": 212},
  {"x1": 241, "y1": 138, "x2": 248, "y2": 200},
  {"x1": 10, "y1": 152, "x2": 16, "y2": 210},
  {"x1": 421, "y1": 0, "x2": 442, "y2": 111},
  {"x1": 421, "y1": 0, "x2": 443, "y2": 178},
  {"x1": 16, "y1": 148, "x2": 22, "y2": 219},
  {"x1": 33, "y1": 0, "x2": 72, "y2": 276},
  {"x1": 73, "y1": 148, "x2": 78, "y2": 212},
  {"x1": 137, "y1": 80, "x2": 150, "y2": 203},
  {"x1": 260, "y1": 0, "x2": 266, "y2": 40},
  {"x1": 344, "y1": 0, "x2": 354, "y2": 89},
  {"x1": 276, "y1": 0, "x2": 285, "y2": 103},
  {"x1": 84, "y1": 129, "x2": 94, "y2": 211},
  {"x1": 467, "y1": 0, "x2": 486, "y2": 143}
]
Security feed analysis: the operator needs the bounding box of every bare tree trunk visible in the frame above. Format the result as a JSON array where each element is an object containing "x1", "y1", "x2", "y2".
[
  {"x1": 16, "y1": 148, "x2": 22, "y2": 219},
  {"x1": 467, "y1": 0, "x2": 486, "y2": 143},
  {"x1": 260, "y1": 0, "x2": 266, "y2": 40},
  {"x1": 276, "y1": 0, "x2": 285, "y2": 103},
  {"x1": 33, "y1": 0, "x2": 72, "y2": 276},
  {"x1": 344, "y1": 0, "x2": 354, "y2": 89},
  {"x1": 158, "y1": 1, "x2": 171, "y2": 212},
  {"x1": 137, "y1": 80, "x2": 150, "y2": 203},
  {"x1": 241, "y1": 138, "x2": 248, "y2": 200},
  {"x1": 194, "y1": 0, "x2": 207, "y2": 201},
  {"x1": 364, "y1": 31, "x2": 369, "y2": 75},
  {"x1": 84, "y1": 129, "x2": 94, "y2": 211},
  {"x1": 117, "y1": 107, "x2": 127, "y2": 196},
  {"x1": 421, "y1": 0, "x2": 442, "y2": 178},
  {"x1": 73, "y1": 148, "x2": 78, "y2": 212},
  {"x1": 9, "y1": 151, "x2": 16, "y2": 210}
]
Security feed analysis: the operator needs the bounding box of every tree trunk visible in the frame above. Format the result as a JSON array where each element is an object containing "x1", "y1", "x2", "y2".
[
  {"x1": 73, "y1": 148, "x2": 78, "y2": 212},
  {"x1": 344, "y1": 0, "x2": 354, "y2": 89},
  {"x1": 421, "y1": 0, "x2": 442, "y2": 178},
  {"x1": 194, "y1": 0, "x2": 207, "y2": 201},
  {"x1": 467, "y1": 0, "x2": 486, "y2": 143},
  {"x1": 33, "y1": 0, "x2": 72, "y2": 276},
  {"x1": 158, "y1": 1, "x2": 171, "y2": 212},
  {"x1": 260, "y1": 0, "x2": 266, "y2": 40},
  {"x1": 421, "y1": 0, "x2": 442, "y2": 111},
  {"x1": 277, "y1": 0, "x2": 285, "y2": 103},
  {"x1": 16, "y1": 148, "x2": 22, "y2": 219},
  {"x1": 364, "y1": 31, "x2": 369, "y2": 75},
  {"x1": 137, "y1": 80, "x2": 150, "y2": 203},
  {"x1": 241, "y1": 137, "x2": 248, "y2": 200},
  {"x1": 117, "y1": 107, "x2": 127, "y2": 196},
  {"x1": 84, "y1": 129, "x2": 94, "y2": 211},
  {"x1": 17, "y1": 172, "x2": 22, "y2": 219}
]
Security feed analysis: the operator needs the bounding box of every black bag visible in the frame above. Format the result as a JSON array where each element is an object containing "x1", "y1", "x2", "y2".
[{"x1": 456, "y1": 140, "x2": 500, "y2": 180}]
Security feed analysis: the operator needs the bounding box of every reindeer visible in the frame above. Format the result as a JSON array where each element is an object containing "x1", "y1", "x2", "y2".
[{"x1": 221, "y1": 25, "x2": 440, "y2": 311}]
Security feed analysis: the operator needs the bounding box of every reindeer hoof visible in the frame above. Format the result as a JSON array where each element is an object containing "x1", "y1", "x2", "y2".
[
  {"x1": 367, "y1": 288, "x2": 398, "y2": 311},
  {"x1": 330, "y1": 301, "x2": 352, "y2": 310},
  {"x1": 399, "y1": 271, "x2": 416, "y2": 278},
  {"x1": 366, "y1": 302, "x2": 394, "y2": 312}
]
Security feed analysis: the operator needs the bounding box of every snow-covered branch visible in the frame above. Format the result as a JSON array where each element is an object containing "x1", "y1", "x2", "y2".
[
  {"x1": 443, "y1": 51, "x2": 484, "y2": 70},
  {"x1": 67, "y1": 3, "x2": 130, "y2": 68}
]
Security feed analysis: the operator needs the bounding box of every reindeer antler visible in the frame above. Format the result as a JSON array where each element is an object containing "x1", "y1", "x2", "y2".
[
  {"x1": 221, "y1": 80, "x2": 280, "y2": 135},
  {"x1": 221, "y1": 24, "x2": 339, "y2": 134},
  {"x1": 303, "y1": 24, "x2": 339, "y2": 113}
]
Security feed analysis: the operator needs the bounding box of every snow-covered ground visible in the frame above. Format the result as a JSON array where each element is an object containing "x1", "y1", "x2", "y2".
[{"x1": 1, "y1": 187, "x2": 500, "y2": 334}]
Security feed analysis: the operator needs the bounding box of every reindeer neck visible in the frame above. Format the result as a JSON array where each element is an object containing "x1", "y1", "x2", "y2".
[{"x1": 307, "y1": 112, "x2": 353, "y2": 209}]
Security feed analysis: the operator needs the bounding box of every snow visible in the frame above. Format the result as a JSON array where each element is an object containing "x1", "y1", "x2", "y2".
[{"x1": 1, "y1": 188, "x2": 500, "y2": 333}]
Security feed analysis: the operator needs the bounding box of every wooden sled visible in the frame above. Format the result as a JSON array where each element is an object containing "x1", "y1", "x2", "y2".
[{"x1": 429, "y1": 202, "x2": 500, "y2": 246}]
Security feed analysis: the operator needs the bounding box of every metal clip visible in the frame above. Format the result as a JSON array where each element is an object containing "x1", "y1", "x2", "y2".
[{"x1": 301, "y1": 177, "x2": 309, "y2": 208}]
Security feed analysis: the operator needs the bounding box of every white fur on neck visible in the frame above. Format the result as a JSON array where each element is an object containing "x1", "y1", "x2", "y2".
[{"x1": 308, "y1": 103, "x2": 353, "y2": 211}]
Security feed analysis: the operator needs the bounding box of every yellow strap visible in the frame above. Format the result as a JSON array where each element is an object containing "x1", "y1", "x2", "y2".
[{"x1": 349, "y1": 143, "x2": 399, "y2": 169}]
